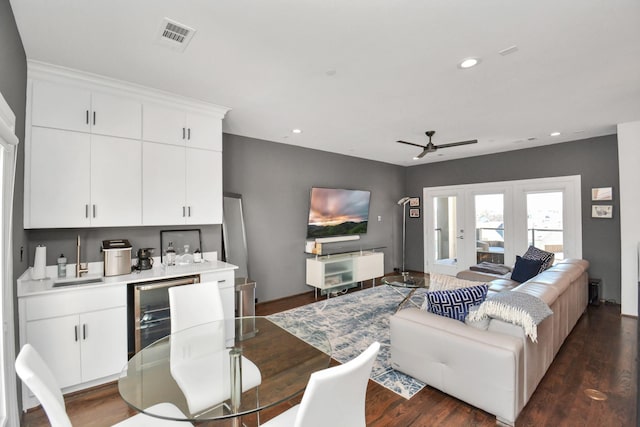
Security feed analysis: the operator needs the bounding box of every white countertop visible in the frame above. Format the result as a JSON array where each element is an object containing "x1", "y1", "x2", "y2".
[{"x1": 18, "y1": 252, "x2": 238, "y2": 297}]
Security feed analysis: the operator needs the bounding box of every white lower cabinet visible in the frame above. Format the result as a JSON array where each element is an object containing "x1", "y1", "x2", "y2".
[{"x1": 19, "y1": 286, "x2": 127, "y2": 409}]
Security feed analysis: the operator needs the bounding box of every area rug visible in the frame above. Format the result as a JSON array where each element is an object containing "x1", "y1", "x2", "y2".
[{"x1": 267, "y1": 285, "x2": 427, "y2": 399}]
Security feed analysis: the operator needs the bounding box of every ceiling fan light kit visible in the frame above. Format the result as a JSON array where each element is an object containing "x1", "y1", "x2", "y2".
[{"x1": 397, "y1": 130, "x2": 478, "y2": 159}]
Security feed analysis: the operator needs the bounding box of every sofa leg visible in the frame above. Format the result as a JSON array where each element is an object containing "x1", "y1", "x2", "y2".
[{"x1": 496, "y1": 416, "x2": 515, "y2": 426}]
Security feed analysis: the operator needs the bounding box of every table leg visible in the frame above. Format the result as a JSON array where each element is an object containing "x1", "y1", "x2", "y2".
[
  {"x1": 394, "y1": 287, "x2": 418, "y2": 313},
  {"x1": 230, "y1": 348, "x2": 243, "y2": 427}
]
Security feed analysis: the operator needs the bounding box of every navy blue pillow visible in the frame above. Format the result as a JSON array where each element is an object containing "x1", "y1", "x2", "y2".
[
  {"x1": 426, "y1": 284, "x2": 489, "y2": 322},
  {"x1": 511, "y1": 255, "x2": 544, "y2": 283}
]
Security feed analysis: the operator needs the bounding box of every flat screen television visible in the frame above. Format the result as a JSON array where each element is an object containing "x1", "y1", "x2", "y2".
[{"x1": 306, "y1": 187, "x2": 371, "y2": 238}]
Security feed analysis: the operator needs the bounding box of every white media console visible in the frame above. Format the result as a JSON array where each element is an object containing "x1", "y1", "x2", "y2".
[{"x1": 305, "y1": 249, "x2": 384, "y2": 298}]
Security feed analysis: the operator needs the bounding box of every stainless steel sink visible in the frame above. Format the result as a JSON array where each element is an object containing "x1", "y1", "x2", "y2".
[{"x1": 52, "y1": 277, "x2": 104, "y2": 287}]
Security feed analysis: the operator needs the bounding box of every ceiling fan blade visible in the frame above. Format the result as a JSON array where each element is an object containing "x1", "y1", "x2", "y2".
[
  {"x1": 415, "y1": 148, "x2": 429, "y2": 159},
  {"x1": 436, "y1": 139, "x2": 478, "y2": 149},
  {"x1": 397, "y1": 140, "x2": 427, "y2": 149}
]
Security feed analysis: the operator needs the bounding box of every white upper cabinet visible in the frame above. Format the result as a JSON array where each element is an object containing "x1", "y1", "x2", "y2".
[
  {"x1": 142, "y1": 142, "x2": 222, "y2": 226},
  {"x1": 186, "y1": 149, "x2": 223, "y2": 224},
  {"x1": 24, "y1": 62, "x2": 229, "y2": 228},
  {"x1": 142, "y1": 142, "x2": 187, "y2": 225},
  {"x1": 29, "y1": 127, "x2": 91, "y2": 228},
  {"x1": 91, "y1": 92, "x2": 142, "y2": 139},
  {"x1": 90, "y1": 135, "x2": 142, "y2": 227},
  {"x1": 143, "y1": 103, "x2": 222, "y2": 151},
  {"x1": 27, "y1": 128, "x2": 142, "y2": 228},
  {"x1": 31, "y1": 80, "x2": 91, "y2": 133},
  {"x1": 30, "y1": 79, "x2": 141, "y2": 140}
]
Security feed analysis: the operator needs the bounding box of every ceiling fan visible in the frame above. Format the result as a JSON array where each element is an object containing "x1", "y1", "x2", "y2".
[{"x1": 397, "y1": 131, "x2": 478, "y2": 159}]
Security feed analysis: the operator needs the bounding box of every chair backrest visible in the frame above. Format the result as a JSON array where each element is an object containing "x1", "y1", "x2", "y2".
[
  {"x1": 15, "y1": 344, "x2": 73, "y2": 427},
  {"x1": 294, "y1": 341, "x2": 380, "y2": 427},
  {"x1": 168, "y1": 281, "x2": 224, "y2": 334}
]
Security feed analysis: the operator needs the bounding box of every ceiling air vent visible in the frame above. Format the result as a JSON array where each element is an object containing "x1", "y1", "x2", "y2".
[{"x1": 156, "y1": 18, "x2": 196, "y2": 52}]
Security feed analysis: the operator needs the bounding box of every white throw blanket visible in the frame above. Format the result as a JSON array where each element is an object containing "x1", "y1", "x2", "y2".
[{"x1": 467, "y1": 291, "x2": 552, "y2": 342}]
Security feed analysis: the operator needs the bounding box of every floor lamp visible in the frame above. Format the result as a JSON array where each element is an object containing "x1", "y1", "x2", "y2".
[{"x1": 397, "y1": 197, "x2": 411, "y2": 274}]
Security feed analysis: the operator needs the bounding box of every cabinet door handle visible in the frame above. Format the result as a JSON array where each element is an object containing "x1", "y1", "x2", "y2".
[
  {"x1": 85, "y1": 110, "x2": 89, "y2": 125},
  {"x1": 85, "y1": 204, "x2": 89, "y2": 218},
  {"x1": 183, "y1": 127, "x2": 186, "y2": 140},
  {"x1": 182, "y1": 206, "x2": 186, "y2": 217},
  {"x1": 93, "y1": 205, "x2": 96, "y2": 218},
  {"x1": 93, "y1": 111, "x2": 96, "y2": 126},
  {"x1": 188, "y1": 206, "x2": 191, "y2": 217},
  {"x1": 83, "y1": 324, "x2": 87, "y2": 340},
  {"x1": 188, "y1": 128, "x2": 191, "y2": 140},
  {"x1": 74, "y1": 325, "x2": 78, "y2": 342}
]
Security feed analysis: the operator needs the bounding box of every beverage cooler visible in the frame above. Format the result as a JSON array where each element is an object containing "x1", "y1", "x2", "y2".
[{"x1": 128, "y1": 275, "x2": 200, "y2": 354}]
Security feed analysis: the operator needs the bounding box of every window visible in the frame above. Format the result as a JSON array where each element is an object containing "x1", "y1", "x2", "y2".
[
  {"x1": 527, "y1": 192, "x2": 564, "y2": 260},
  {"x1": 475, "y1": 194, "x2": 504, "y2": 264}
]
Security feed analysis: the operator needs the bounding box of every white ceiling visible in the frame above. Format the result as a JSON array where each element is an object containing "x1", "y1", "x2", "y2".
[{"x1": 9, "y1": 0, "x2": 640, "y2": 166}]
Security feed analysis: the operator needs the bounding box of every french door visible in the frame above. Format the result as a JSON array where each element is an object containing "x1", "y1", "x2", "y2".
[
  {"x1": 425, "y1": 190, "x2": 466, "y2": 276},
  {"x1": 423, "y1": 176, "x2": 581, "y2": 275}
]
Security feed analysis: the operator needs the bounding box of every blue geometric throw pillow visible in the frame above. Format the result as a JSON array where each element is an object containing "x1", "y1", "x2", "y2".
[{"x1": 425, "y1": 284, "x2": 489, "y2": 322}]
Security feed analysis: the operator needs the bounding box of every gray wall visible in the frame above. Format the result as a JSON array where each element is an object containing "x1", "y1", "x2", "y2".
[
  {"x1": 0, "y1": 0, "x2": 28, "y2": 284},
  {"x1": 26, "y1": 225, "x2": 221, "y2": 267},
  {"x1": 404, "y1": 134, "x2": 621, "y2": 303},
  {"x1": 223, "y1": 133, "x2": 405, "y2": 302}
]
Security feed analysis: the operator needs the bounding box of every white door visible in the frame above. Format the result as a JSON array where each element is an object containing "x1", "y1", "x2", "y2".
[
  {"x1": 31, "y1": 80, "x2": 91, "y2": 132},
  {"x1": 91, "y1": 92, "x2": 142, "y2": 140},
  {"x1": 142, "y1": 103, "x2": 186, "y2": 146},
  {"x1": 26, "y1": 315, "x2": 82, "y2": 389},
  {"x1": 29, "y1": 127, "x2": 91, "y2": 228},
  {"x1": 185, "y1": 112, "x2": 222, "y2": 151},
  {"x1": 80, "y1": 307, "x2": 127, "y2": 383},
  {"x1": 91, "y1": 135, "x2": 142, "y2": 226},
  {"x1": 185, "y1": 148, "x2": 222, "y2": 224},
  {"x1": 425, "y1": 190, "x2": 467, "y2": 276},
  {"x1": 142, "y1": 141, "x2": 186, "y2": 225}
]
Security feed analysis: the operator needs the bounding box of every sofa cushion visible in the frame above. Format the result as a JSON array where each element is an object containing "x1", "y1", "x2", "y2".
[
  {"x1": 511, "y1": 256, "x2": 545, "y2": 283},
  {"x1": 425, "y1": 284, "x2": 489, "y2": 322},
  {"x1": 429, "y1": 273, "x2": 484, "y2": 291},
  {"x1": 523, "y1": 246, "x2": 555, "y2": 271}
]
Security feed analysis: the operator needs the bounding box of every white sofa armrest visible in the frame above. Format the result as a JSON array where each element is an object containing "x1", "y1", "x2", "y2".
[{"x1": 390, "y1": 308, "x2": 525, "y2": 426}]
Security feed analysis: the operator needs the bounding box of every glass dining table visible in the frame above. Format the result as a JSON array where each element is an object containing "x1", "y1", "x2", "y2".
[{"x1": 118, "y1": 317, "x2": 331, "y2": 425}]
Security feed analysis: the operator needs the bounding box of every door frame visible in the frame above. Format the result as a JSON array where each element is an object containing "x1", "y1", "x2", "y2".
[{"x1": 423, "y1": 175, "x2": 582, "y2": 275}]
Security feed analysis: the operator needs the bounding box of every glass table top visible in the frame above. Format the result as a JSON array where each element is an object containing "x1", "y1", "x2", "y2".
[
  {"x1": 382, "y1": 273, "x2": 429, "y2": 289},
  {"x1": 118, "y1": 317, "x2": 331, "y2": 422}
]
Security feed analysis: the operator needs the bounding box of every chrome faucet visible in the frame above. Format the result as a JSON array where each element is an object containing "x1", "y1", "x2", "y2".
[{"x1": 76, "y1": 235, "x2": 89, "y2": 277}]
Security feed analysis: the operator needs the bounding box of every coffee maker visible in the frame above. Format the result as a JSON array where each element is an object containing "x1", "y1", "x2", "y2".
[{"x1": 136, "y1": 248, "x2": 154, "y2": 270}]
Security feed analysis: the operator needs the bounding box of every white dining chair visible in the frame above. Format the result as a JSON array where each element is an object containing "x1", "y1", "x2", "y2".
[
  {"x1": 260, "y1": 341, "x2": 380, "y2": 427},
  {"x1": 168, "y1": 281, "x2": 262, "y2": 414},
  {"x1": 15, "y1": 343, "x2": 191, "y2": 427},
  {"x1": 168, "y1": 281, "x2": 226, "y2": 333}
]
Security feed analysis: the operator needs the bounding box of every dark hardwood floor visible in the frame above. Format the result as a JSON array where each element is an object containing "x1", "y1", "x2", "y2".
[{"x1": 20, "y1": 279, "x2": 637, "y2": 426}]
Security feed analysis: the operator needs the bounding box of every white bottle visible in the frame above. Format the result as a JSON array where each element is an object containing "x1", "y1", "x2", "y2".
[
  {"x1": 57, "y1": 254, "x2": 67, "y2": 278},
  {"x1": 182, "y1": 244, "x2": 193, "y2": 264}
]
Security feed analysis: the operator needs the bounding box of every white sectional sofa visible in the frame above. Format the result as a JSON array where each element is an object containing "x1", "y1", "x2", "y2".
[{"x1": 390, "y1": 259, "x2": 589, "y2": 426}]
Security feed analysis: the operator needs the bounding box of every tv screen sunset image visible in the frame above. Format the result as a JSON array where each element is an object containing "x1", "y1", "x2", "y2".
[{"x1": 307, "y1": 188, "x2": 370, "y2": 238}]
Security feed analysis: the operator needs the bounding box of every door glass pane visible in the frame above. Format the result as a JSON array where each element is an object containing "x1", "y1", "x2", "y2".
[
  {"x1": 527, "y1": 192, "x2": 564, "y2": 260},
  {"x1": 475, "y1": 194, "x2": 504, "y2": 264},
  {"x1": 434, "y1": 196, "x2": 457, "y2": 265}
]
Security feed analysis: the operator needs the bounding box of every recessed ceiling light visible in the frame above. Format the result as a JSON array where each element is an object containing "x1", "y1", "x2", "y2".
[
  {"x1": 550, "y1": 131, "x2": 561, "y2": 137},
  {"x1": 458, "y1": 57, "x2": 480, "y2": 69},
  {"x1": 292, "y1": 129, "x2": 302, "y2": 134},
  {"x1": 413, "y1": 156, "x2": 420, "y2": 161}
]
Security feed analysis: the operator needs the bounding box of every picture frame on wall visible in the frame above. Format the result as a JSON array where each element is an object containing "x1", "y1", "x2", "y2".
[
  {"x1": 409, "y1": 208, "x2": 420, "y2": 218},
  {"x1": 592, "y1": 205, "x2": 613, "y2": 219},
  {"x1": 591, "y1": 187, "x2": 613, "y2": 201},
  {"x1": 409, "y1": 197, "x2": 420, "y2": 207}
]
